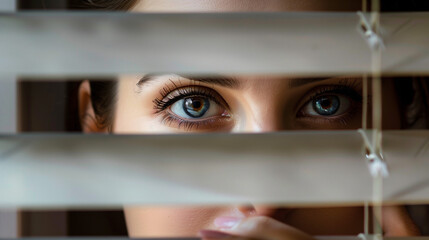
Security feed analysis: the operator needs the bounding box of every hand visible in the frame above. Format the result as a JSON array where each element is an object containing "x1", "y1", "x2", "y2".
[
  {"x1": 199, "y1": 206, "x2": 421, "y2": 240},
  {"x1": 199, "y1": 216, "x2": 316, "y2": 240}
]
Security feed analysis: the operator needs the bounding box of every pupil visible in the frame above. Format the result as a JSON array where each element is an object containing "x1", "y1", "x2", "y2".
[
  {"x1": 313, "y1": 95, "x2": 339, "y2": 116},
  {"x1": 320, "y1": 99, "x2": 332, "y2": 109},
  {"x1": 183, "y1": 97, "x2": 210, "y2": 118},
  {"x1": 192, "y1": 100, "x2": 202, "y2": 110}
]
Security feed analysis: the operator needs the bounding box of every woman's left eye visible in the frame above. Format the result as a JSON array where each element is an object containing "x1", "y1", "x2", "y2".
[
  {"x1": 170, "y1": 96, "x2": 225, "y2": 119},
  {"x1": 302, "y1": 94, "x2": 351, "y2": 117}
]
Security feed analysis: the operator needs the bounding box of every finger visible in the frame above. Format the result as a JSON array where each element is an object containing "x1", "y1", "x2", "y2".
[
  {"x1": 213, "y1": 216, "x2": 314, "y2": 240},
  {"x1": 381, "y1": 206, "x2": 420, "y2": 236}
]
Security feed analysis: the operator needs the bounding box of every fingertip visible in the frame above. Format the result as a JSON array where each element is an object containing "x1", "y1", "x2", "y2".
[{"x1": 214, "y1": 216, "x2": 242, "y2": 230}]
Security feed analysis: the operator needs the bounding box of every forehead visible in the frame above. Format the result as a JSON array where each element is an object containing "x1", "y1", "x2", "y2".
[{"x1": 133, "y1": 0, "x2": 362, "y2": 12}]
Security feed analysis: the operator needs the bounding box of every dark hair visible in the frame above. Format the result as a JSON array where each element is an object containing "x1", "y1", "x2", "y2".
[
  {"x1": 87, "y1": 80, "x2": 118, "y2": 131},
  {"x1": 68, "y1": 0, "x2": 138, "y2": 10},
  {"x1": 67, "y1": 0, "x2": 137, "y2": 130}
]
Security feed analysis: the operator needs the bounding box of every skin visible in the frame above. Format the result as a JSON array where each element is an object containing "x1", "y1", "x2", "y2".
[
  {"x1": 78, "y1": 0, "x2": 421, "y2": 238},
  {"x1": 134, "y1": 0, "x2": 362, "y2": 12},
  {"x1": 102, "y1": 75, "x2": 410, "y2": 237},
  {"x1": 107, "y1": 75, "x2": 402, "y2": 133}
]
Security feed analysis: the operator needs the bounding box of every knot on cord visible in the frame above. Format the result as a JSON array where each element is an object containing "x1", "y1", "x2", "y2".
[
  {"x1": 357, "y1": 12, "x2": 386, "y2": 51},
  {"x1": 367, "y1": 152, "x2": 389, "y2": 178}
]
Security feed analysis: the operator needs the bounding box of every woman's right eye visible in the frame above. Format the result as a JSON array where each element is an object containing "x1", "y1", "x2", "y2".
[
  {"x1": 153, "y1": 85, "x2": 233, "y2": 131},
  {"x1": 169, "y1": 96, "x2": 227, "y2": 120}
]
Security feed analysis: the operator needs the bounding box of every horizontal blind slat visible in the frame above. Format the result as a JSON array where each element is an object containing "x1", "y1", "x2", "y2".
[
  {"x1": 0, "y1": 131, "x2": 428, "y2": 207},
  {"x1": 0, "y1": 13, "x2": 428, "y2": 75}
]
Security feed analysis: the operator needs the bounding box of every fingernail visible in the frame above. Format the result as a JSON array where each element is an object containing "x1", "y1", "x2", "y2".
[
  {"x1": 198, "y1": 230, "x2": 232, "y2": 239},
  {"x1": 214, "y1": 216, "x2": 241, "y2": 229}
]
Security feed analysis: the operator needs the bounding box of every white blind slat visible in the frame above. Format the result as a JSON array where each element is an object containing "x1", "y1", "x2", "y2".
[
  {"x1": 0, "y1": 13, "x2": 428, "y2": 75},
  {"x1": 1, "y1": 131, "x2": 428, "y2": 207}
]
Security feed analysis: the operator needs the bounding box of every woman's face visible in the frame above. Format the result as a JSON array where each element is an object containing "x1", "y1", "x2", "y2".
[
  {"x1": 117, "y1": 75, "x2": 400, "y2": 236},
  {"x1": 85, "y1": 0, "x2": 402, "y2": 237}
]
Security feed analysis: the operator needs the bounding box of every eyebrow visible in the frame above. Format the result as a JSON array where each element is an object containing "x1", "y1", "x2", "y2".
[
  {"x1": 137, "y1": 74, "x2": 241, "y2": 89},
  {"x1": 137, "y1": 75, "x2": 333, "y2": 89},
  {"x1": 288, "y1": 77, "x2": 330, "y2": 88}
]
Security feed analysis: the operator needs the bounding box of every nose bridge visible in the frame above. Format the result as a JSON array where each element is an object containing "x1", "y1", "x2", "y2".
[
  {"x1": 235, "y1": 78, "x2": 291, "y2": 133},
  {"x1": 247, "y1": 116, "x2": 283, "y2": 132},
  {"x1": 243, "y1": 97, "x2": 285, "y2": 133}
]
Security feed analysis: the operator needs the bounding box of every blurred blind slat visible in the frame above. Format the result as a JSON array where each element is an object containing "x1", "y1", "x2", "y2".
[
  {"x1": 0, "y1": 80, "x2": 16, "y2": 133},
  {"x1": 0, "y1": 209, "x2": 18, "y2": 238},
  {"x1": 0, "y1": 1, "x2": 17, "y2": 235},
  {"x1": 1, "y1": 131, "x2": 429, "y2": 207},
  {"x1": 0, "y1": 12, "x2": 428, "y2": 75},
  {"x1": 0, "y1": 0, "x2": 15, "y2": 11}
]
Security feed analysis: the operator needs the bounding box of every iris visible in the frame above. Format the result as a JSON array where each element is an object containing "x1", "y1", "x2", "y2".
[
  {"x1": 312, "y1": 95, "x2": 340, "y2": 116},
  {"x1": 183, "y1": 97, "x2": 210, "y2": 118}
]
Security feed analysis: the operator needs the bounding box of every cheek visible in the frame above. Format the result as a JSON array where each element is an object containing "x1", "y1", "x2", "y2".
[{"x1": 124, "y1": 206, "x2": 237, "y2": 237}]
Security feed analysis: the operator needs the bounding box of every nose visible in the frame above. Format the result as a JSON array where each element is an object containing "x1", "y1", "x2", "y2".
[
  {"x1": 246, "y1": 119, "x2": 284, "y2": 132},
  {"x1": 237, "y1": 205, "x2": 275, "y2": 217},
  {"x1": 237, "y1": 204, "x2": 292, "y2": 222},
  {"x1": 236, "y1": 94, "x2": 287, "y2": 132},
  {"x1": 253, "y1": 205, "x2": 278, "y2": 216},
  {"x1": 233, "y1": 88, "x2": 291, "y2": 132},
  {"x1": 241, "y1": 112, "x2": 285, "y2": 132}
]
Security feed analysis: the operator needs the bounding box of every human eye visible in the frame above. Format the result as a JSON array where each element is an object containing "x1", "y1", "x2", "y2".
[
  {"x1": 297, "y1": 84, "x2": 364, "y2": 127},
  {"x1": 153, "y1": 85, "x2": 233, "y2": 131},
  {"x1": 303, "y1": 94, "x2": 349, "y2": 117}
]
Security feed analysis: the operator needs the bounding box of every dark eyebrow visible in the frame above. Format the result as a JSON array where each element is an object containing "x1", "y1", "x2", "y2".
[
  {"x1": 137, "y1": 74, "x2": 241, "y2": 89},
  {"x1": 288, "y1": 77, "x2": 330, "y2": 88}
]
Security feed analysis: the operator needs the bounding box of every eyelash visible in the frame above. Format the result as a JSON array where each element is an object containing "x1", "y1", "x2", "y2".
[
  {"x1": 153, "y1": 85, "x2": 227, "y2": 113},
  {"x1": 158, "y1": 114, "x2": 226, "y2": 131},
  {"x1": 153, "y1": 85, "x2": 231, "y2": 131},
  {"x1": 308, "y1": 85, "x2": 362, "y2": 103},
  {"x1": 153, "y1": 80, "x2": 364, "y2": 131},
  {"x1": 297, "y1": 83, "x2": 364, "y2": 125}
]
